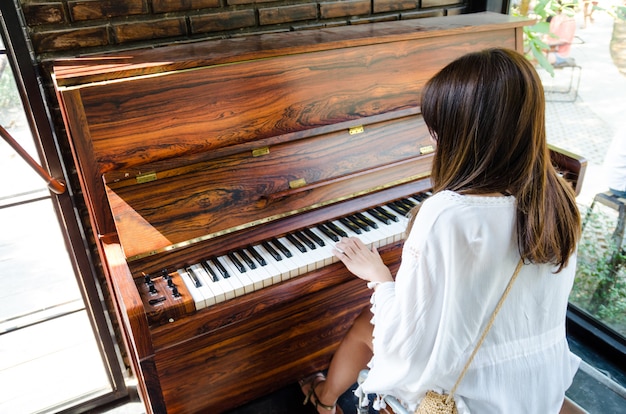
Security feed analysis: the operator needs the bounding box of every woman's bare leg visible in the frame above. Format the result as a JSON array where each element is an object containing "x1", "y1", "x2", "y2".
[{"x1": 313, "y1": 307, "x2": 374, "y2": 412}]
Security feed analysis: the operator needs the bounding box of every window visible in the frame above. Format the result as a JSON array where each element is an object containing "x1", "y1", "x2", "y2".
[{"x1": 0, "y1": 8, "x2": 127, "y2": 413}]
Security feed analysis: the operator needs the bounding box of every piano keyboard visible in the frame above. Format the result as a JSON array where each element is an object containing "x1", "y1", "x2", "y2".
[{"x1": 176, "y1": 193, "x2": 430, "y2": 310}]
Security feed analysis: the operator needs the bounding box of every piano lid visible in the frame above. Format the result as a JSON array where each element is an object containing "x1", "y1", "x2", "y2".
[
  {"x1": 106, "y1": 114, "x2": 434, "y2": 260},
  {"x1": 52, "y1": 13, "x2": 533, "y2": 260}
]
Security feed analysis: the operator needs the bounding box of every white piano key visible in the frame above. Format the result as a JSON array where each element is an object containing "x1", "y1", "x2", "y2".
[
  {"x1": 258, "y1": 242, "x2": 291, "y2": 284},
  {"x1": 187, "y1": 264, "x2": 222, "y2": 307},
  {"x1": 232, "y1": 250, "x2": 268, "y2": 291},
  {"x1": 298, "y1": 232, "x2": 328, "y2": 271},
  {"x1": 245, "y1": 244, "x2": 279, "y2": 288},
  {"x1": 275, "y1": 237, "x2": 310, "y2": 277},
  {"x1": 331, "y1": 219, "x2": 377, "y2": 247},
  {"x1": 306, "y1": 227, "x2": 339, "y2": 266},
  {"x1": 362, "y1": 212, "x2": 393, "y2": 246},
  {"x1": 208, "y1": 258, "x2": 239, "y2": 301},
  {"x1": 178, "y1": 268, "x2": 210, "y2": 310},
  {"x1": 177, "y1": 192, "x2": 430, "y2": 310},
  {"x1": 192, "y1": 263, "x2": 227, "y2": 304},
  {"x1": 282, "y1": 235, "x2": 321, "y2": 273},
  {"x1": 220, "y1": 254, "x2": 254, "y2": 295}
]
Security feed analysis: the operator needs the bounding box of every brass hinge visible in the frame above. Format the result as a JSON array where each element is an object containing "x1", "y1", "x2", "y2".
[
  {"x1": 252, "y1": 146, "x2": 270, "y2": 157},
  {"x1": 289, "y1": 178, "x2": 307, "y2": 189},
  {"x1": 420, "y1": 145, "x2": 435, "y2": 155},
  {"x1": 136, "y1": 171, "x2": 157, "y2": 184},
  {"x1": 349, "y1": 125, "x2": 364, "y2": 135}
]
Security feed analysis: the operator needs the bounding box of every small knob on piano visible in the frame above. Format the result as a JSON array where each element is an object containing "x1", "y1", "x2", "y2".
[
  {"x1": 167, "y1": 278, "x2": 175, "y2": 288},
  {"x1": 172, "y1": 286, "x2": 180, "y2": 297},
  {"x1": 149, "y1": 284, "x2": 157, "y2": 294}
]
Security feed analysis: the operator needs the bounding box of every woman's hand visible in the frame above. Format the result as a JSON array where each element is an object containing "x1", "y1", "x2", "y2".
[{"x1": 333, "y1": 237, "x2": 393, "y2": 283}]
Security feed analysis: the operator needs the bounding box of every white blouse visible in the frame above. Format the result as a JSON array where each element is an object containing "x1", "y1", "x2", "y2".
[{"x1": 361, "y1": 191, "x2": 580, "y2": 414}]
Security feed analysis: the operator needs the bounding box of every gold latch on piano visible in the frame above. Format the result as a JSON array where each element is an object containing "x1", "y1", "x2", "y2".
[
  {"x1": 289, "y1": 178, "x2": 307, "y2": 189},
  {"x1": 419, "y1": 145, "x2": 435, "y2": 155},
  {"x1": 349, "y1": 125, "x2": 364, "y2": 135},
  {"x1": 252, "y1": 146, "x2": 270, "y2": 157},
  {"x1": 136, "y1": 171, "x2": 157, "y2": 184}
]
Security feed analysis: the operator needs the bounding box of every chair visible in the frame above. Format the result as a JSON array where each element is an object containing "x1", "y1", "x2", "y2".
[
  {"x1": 543, "y1": 14, "x2": 582, "y2": 102},
  {"x1": 582, "y1": 191, "x2": 626, "y2": 265},
  {"x1": 356, "y1": 369, "x2": 588, "y2": 413}
]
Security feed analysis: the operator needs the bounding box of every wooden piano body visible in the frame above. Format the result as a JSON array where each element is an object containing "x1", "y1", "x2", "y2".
[{"x1": 51, "y1": 12, "x2": 583, "y2": 413}]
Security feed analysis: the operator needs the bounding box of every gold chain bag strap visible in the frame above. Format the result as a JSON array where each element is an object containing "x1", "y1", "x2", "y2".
[{"x1": 414, "y1": 259, "x2": 524, "y2": 414}]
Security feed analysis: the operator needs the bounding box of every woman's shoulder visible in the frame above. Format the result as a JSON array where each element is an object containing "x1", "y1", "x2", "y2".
[
  {"x1": 422, "y1": 190, "x2": 516, "y2": 211},
  {"x1": 412, "y1": 191, "x2": 516, "y2": 237}
]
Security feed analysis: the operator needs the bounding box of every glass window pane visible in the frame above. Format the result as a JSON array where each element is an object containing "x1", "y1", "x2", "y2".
[
  {"x1": 0, "y1": 25, "x2": 114, "y2": 413},
  {"x1": 0, "y1": 310, "x2": 111, "y2": 414},
  {"x1": 0, "y1": 40, "x2": 45, "y2": 200},
  {"x1": 574, "y1": 203, "x2": 626, "y2": 337},
  {"x1": 0, "y1": 199, "x2": 82, "y2": 323}
]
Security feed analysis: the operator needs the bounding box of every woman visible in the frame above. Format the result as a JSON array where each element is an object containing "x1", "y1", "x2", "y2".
[{"x1": 299, "y1": 48, "x2": 581, "y2": 414}]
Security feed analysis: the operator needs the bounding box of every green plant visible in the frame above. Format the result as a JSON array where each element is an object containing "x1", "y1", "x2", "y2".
[
  {"x1": 0, "y1": 58, "x2": 24, "y2": 129},
  {"x1": 0, "y1": 61, "x2": 21, "y2": 109},
  {"x1": 510, "y1": 0, "x2": 577, "y2": 75},
  {"x1": 573, "y1": 207, "x2": 626, "y2": 335},
  {"x1": 595, "y1": 2, "x2": 626, "y2": 21}
]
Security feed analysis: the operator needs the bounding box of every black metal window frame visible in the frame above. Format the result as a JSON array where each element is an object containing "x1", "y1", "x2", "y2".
[{"x1": 0, "y1": 3, "x2": 129, "y2": 412}]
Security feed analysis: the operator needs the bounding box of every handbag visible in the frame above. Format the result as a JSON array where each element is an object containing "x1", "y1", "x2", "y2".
[{"x1": 414, "y1": 259, "x2": 524, "y2": 414}]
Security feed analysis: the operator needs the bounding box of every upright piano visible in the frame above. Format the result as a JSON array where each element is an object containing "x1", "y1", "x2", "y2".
[{"x1": 50, "y1": 12, "x2": 584, "y2": 413}]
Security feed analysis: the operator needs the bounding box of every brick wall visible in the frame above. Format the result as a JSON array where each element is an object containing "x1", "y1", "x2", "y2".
[{"x1": 20, "y1": 0, "x2": 470, "y2": 60}]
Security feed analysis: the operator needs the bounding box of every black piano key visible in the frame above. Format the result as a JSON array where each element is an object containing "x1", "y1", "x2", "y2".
[
  {"x1": 296, "y1": 230, "x2": 317, "y2": 249},
  {"x1": 389, "y1": 201, "x2": 409, "y2": 215},
  {"x1": 376, "y1": 206, "x2": 399, "y2": 222},
  {"x1": 317, "y1": 224, "x2": 339, "y2": 242},
  {"x1": 186, "y1": 266, "x2": 203, "y2": 287},
  {"x1": 327, "y1": 222, "x2": 348, "y2": 238},
  {"x1": 356, "y1": 212, "x2": 378, "y2": 229},
  {"x1": 348, "y1": 215, "x2": 370, "y2": 231},
  {"x1": 262, "y1": 241, "x2": 282, "y2": 261},
  {"x1": 272, "y1": 239, "x2": 293, "y2": 258},
  {"x1": 211, "y1": 258, "x2": 230, "y2": 279},
  {"x1": 247, "y1": 245, "x2": 267, "y2": 266},
  {"x1": 227, "y1": 252, "x2": 246, "y2": 273},
  {"x1": 367, "y1": 208, "x2": 390, "y2": 225},
  {"x1": 237, "y1": 249, "x2": 257, "y2": 269},
  {"x1": 400, "y1": 198, "x2": 416, "y2": 208},
  {"x1": 304, "y1": 228, "x2": 325, "y2": 247},
  {"x1": 201, "y1": 261, "x2": 219, "y2": 282},
  {"x1": 286, "y1": 234, "x2": 307, "y2": 253},
  {"x1": 339, "y1": 217, "x2": 361, "y2": 234}
]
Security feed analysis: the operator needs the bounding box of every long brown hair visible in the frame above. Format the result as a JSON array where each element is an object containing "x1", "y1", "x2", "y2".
[{"x1": 414, "y1": 48, "x2": 580, "y2": 271}]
